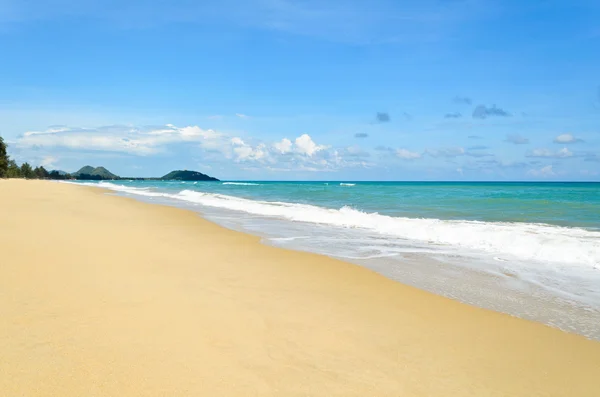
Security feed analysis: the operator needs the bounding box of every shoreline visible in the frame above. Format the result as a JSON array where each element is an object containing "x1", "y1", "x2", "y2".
[
  {"x1": 2, "y1": 179, "x2": 600, "y2": 396},
  {"x1": 80, "y1": 179, "x2": 600, "y2": 340}
]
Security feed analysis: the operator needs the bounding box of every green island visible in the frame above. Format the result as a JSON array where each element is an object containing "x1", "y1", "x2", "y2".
[
  {"x1": 0, "y1": 139, "x2": 218, "y2": 181},
  {"x1": 63, "y1": 166, "x2": 219, "y2": 182}
]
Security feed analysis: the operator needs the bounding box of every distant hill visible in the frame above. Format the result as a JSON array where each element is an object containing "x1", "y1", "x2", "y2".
[
  {"x1": 73, "y1": 166, "x2": 95, "y2": 176},
  {"x1": 65, "y1": 166, "x2": 218, "y2": 181},
  {"x1": 161, "y1": 170, "x2": 219, "y2": 181},
  {"x1": 72, "y1": 165, "x2": 119, "y2": 180}
]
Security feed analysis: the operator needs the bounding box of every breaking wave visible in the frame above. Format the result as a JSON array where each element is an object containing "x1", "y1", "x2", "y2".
[{"x1": 85, "y1": 182, "x2": 600, "y2": 268}]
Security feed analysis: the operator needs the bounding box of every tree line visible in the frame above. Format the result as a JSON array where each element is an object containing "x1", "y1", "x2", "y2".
[{"x1": 0, "y1": 135, "x2": 71, "y2": 180}]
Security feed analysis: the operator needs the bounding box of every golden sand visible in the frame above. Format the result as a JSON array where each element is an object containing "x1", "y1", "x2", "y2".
[{"x1": 1, "y1": 179, "x2": 599, "y2": 396}]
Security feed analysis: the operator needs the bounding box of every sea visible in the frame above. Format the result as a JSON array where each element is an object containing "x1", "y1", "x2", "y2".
[{"x1": 72, "y1": 180, "x2": 600, "y2": 339}]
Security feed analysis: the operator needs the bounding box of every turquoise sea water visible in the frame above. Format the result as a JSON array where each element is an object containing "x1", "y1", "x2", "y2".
[
  {"x1": 170, "y1": 181, "x2": 600, "y2": 227},
  {"x1": 76, "y1": 180, "x2": 600, "y2": 338}
]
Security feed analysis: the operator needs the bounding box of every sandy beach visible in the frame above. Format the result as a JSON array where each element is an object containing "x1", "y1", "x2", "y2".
[{"x1": 1, "y1": 179, "x2": 599, "y2": 396}]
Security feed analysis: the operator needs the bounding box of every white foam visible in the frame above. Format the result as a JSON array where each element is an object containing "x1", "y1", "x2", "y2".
[
  {"x1": 89, "y1": 182, "x2": 600, "y2": 268},
  {"x1": 222, "y1": 182, "x2": 260, "y2": 186},
  {"x1": 268, "y1": 236, "x2": 311, "y2": 242},
  {"x1": 340, "y1": 183, "x2": 356, "y2": 186}
]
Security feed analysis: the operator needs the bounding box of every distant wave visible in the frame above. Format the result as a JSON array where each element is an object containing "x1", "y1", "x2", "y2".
[
  {"x1": 222, "y1": 182, "x2": 260, "y2": 186},
  {"x1": 340, "y1": 183, "x2": 356, "y2": 186},
  {"x1": 82, "y1": 181, "x2": 600, "y2": 268}
]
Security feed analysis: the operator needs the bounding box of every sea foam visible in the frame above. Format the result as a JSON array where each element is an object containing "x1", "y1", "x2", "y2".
[{"x1": 89, "y1": 182, "x2": 600, "y2": 268}]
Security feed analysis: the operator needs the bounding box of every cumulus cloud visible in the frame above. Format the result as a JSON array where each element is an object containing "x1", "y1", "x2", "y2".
[
  {"x1": 396, "y1": 148, "x2": 421, "y2": 160},
  {"x1": 444, "y1": 112, "x2": 462, "y2": 119},
  {"x1": 354, "y1": 132, "x2": 369, "y2": 138},
  {"x1": 553, "y1": 134, "x2": 583, "y2": 144},
  {"x1": 527, "y1": 165, "x2": 555, "y2": 177},
  {"x1": 375, "y1": 112, "x2": 390, "y2": 123},
  {"x1": 472, "y1": 104, "x2": 510, "y2": 119},
  {"x1": 294, "y1": 134, "x2": 327, "y2": 156},
  {"x1": 527, "y1": 147, "x2": 573, "y2": 158},
  {"x1": 505, "y1": 134, "x2": 529, "y2": 144},
  {"x1": 453, "y1": 96, "x2": 472, "y2": 105},
  {"x1": 227, "y1": 133, "x2": 342, "y2": 171},
  {"x1": 273, "y1": 138, "x2": 292, "y2": 154},
  {"x1": 230, "y1": 137, "x2": 268, "y2": 161},
  {"x1": 15, "y1": 124, "x2": 366, "y2": 173}
]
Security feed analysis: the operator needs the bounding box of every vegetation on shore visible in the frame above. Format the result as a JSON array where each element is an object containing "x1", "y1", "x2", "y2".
[
  {"x1": 0, "y1": 135, "x2": 219, "y2": 181},
  {"x1": 0, "y1": 136, "x2": 62, "y2": 180},
  {"x1": 160, "y1": 170, "x2": 219, "y2": 181},
  {"x1": 72, "y1": 166, "x2": 119, "y2": 180}
]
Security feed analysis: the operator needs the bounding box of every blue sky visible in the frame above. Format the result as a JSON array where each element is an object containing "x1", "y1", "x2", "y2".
[{"x1": 1, "y1": 0, "x2": 599, "y2": 180}]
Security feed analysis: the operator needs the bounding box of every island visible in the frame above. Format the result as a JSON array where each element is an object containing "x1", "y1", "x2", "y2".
[
  {"x1": 160, "y1": 170, "x2": 219, "y2": 182},
  {"x1": 45, "y1": 165, "x2": 220, "y2": 182},
  {"x1": 72, "y1": 166, "x2": 119, "y2": 180}
]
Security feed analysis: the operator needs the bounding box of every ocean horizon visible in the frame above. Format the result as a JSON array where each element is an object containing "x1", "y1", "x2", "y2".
[{"x1": 74, "y1": 179, "x2": 600, "y2": 339}]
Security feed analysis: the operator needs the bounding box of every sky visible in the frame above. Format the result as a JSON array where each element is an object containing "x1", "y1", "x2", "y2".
[{"x1": 1, "y1": 0, "x2": 599, "y2": 181}]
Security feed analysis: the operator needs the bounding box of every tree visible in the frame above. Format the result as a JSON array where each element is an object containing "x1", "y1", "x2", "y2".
[
  {"x1": 0, "y1": 136, "x2": 8, "y2": 178},
  {"x1": 34, "y1": 166, "x2": 49, "y2": 179},
  {"x1": 20, "y1": 162, "x2": 34, "y2": 179},
  {"x1": 6, "y1": 160, "x2": 21, "y2": 178},
  {"x1": 48, "y1": 170, "x2": 71, "y2": 180}
]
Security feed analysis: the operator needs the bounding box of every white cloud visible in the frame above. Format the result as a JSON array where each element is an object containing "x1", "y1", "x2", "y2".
[
  {"x1": 230, "y1": 137, "x2": 245, "y2": 146},
  {"x1": 395, "y1": 148, "x2": 421, "y2": 160},
  {"x1": 17, "y1": 124, "x2": 224, "y2": 156},
  {"x1": 40, "y1": 155, "x2": 58, "y2": 168},
  {"x1": 553, "y1": 133, "x2": 583, "y2": 144},
  {"x1": 528, "y1": 147, "x2": 573, "y2": 158},
  {"x1": 230, "y1": 138, "x2": 268, "y2": 162},
  {"x1": 527, "y1": 165, "x2": 555, "y2": 177},
  {"x1": 235, "y1": 113, "x2": 249, "y2": 119},
  {"x1": 227, "y1": 134, "x2": 369, "y2": 172},
  {"x1": 15, "y1": 124, "x2": 371, "y2": 173},
  {"x1": 273, "y1": 138, "x2": 292, "y2": 154},
  {"x1": 24, "y1": 126, "x2": 69, "y2": 136},
  {"x1": 556, "y1": 147, "x2": 573, "y2": 158},
  {"x1": 294, "y1": 134, "x2": 327, "y2": 156}
]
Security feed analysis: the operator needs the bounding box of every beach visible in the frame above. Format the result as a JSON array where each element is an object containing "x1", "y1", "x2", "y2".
[{"x1": 1, "y1": 179, "x2": 599, "y2": 396}]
